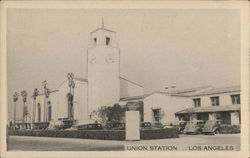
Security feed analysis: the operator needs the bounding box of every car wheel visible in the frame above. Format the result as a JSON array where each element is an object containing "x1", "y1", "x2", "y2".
[{"x1": 213, "y1": 129, "x2": 220, "y2": 135}]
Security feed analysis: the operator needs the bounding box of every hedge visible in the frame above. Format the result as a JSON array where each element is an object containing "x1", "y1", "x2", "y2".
[
  {"x1": 8, "y1": 130, "x2": 125, "y2": 140},
  {"x1": 220, "y1": 125, "x2": 241, "y2": 134},
  {"x1": 140, "y1": 128, "x2": 179, "y2": 139},
  {"x1": 8, "y1": 128, "x2": 178, "y2": 140}
]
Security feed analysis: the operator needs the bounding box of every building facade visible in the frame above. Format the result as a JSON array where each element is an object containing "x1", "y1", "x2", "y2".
[
  {"x1": 15, "y1": 25, "x2": 240, "y2": 128},
  {"x1": 175, "y1": 85, "x2": 241, "y2": 125},
  {"x1": 29, "y1": 25, "x2": 144, "y2": 125},
  {"x1": 120, "y1": 85, "x2": 241, "y2": 125}
]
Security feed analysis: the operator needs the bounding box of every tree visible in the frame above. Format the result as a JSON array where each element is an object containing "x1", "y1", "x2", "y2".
[
  {"x1": 32, "y1": 88, "x2": 39, "y2": 128},
  {"x1": 93, "y1": 104, "x2": 127, "y2": 125},
  {"x1": 21, "y1": 90, "x2": 28, "y2": 123},
  {"x1": 67, "y1": 73, "x2": 75, "y2": 121},
  {"x1": 13, "y1": 92, "x2": 19, "y2": 129}
]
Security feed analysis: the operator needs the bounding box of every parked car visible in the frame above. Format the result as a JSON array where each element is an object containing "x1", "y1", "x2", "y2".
[
  {"x1": 140, "y1": 122, "x2": 152, "y2": 129},
  {"x1": 170, "y1": 121, "x2": 188, "y2": 132},
  {"x1": 183, "y1": 120, "x2": 205, "y2": 134},
  {"x1": 202, "y1": 120, "x2": 224, "y2": 135},
  {"x1": 153, "y1": 122, "x2": 164, "y2": 129},
  {"x1": 34, "y1": 122, "x2": 50, "y2": 130},
  {"x1": 76, "y1": 123, "x2": 103, "y2": 130},
  {"x1": 54, "y1": 119, "x2": 73, "y2": 130},
  {"x1": 106, "y1": 122, "x2": 125, "y2": 130}
]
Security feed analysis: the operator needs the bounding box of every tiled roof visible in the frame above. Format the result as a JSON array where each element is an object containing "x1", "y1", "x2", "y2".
[
  {"x1": 165, "y1": 86, "x2": 212, "y2": 95},
  {"x1": 120, "y1": 94, "x2": 150, "y2": 101},
  {"x1": 175, "y1": 104, "x2": 240, "y2": 114},
  {"x1": 120, "y1": 76, "x2": 144, "y2": 88},
  {"x1": 154, "y1": 86, "x2": 212, "y2": 97},
  {"x1": 190, "y1": 85, "x2": 240, "y2": 96}
]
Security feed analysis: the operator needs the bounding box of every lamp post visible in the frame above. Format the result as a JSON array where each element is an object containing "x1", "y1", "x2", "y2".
[
  {"x1": 13, "y1": 92, "x2": 19, "y2": 130},
  {"x1": 42, "y1": 80, "x2": 48, "y2": 122},
  {"x1": 67, "y1": 73, "x2": 75, "y2": 122},
  {"x1": 44, "y1": 87, "x2": 50, "y2": 122},
  {"x1": 32, "y1": 88, "x2": 39, "y2": 129},
  {"x1": 21, "y1": 90, "x2": 28, "y2": 129}
]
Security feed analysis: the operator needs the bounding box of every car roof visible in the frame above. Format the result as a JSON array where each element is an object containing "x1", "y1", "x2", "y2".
[{"x1": 189, "y1": 120, "x2": 204, "y2": 122}]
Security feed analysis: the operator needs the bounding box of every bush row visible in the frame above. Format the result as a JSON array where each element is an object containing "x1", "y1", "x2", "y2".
[
  {"x1": 140, "y1": 128, "x2": 179, "y2": 139},
  {"x1": 8, "y1": 128, "x2": 179, "y2": 140},
  {"x1": 8, "y1": 129, "x2": 126, "y2": 140},
  {"x1": 220, "y1": 125, "x2": 240, "y2": 134}
]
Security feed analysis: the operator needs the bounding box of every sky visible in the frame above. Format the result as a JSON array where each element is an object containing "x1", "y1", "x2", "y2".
[{"x1": 7, "y1": 9, "x2": 240, "y2": 120}]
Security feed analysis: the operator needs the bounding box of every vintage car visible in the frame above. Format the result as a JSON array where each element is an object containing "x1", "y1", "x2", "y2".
[
  {"x1": 179, "y1": 121, "x2": 188, "y2": 132},
  {"x1": 183, "y1": 120, "x2": 205, "y2": 134},
  {"x1": 76, "y1": 123, "x2": 103, "y2": 130},
  {"x1": 106, "y1": 122, "x2": 125, "y2": 130},
  {"x1": 54, "y1": 118, "x2": 74, "y2": 130},
  {"x1": 202, "y1": 120, "x2": 224, "y2": 135},
  {"x1": 153, "y1": 122, "x2": 164, "y2": 129},
  {"x1": 140, "y1": 122, "x2": 151, "y2": 127},
  {"x1": 140, "y1": 122, "x2": 152, "y2": 129}
]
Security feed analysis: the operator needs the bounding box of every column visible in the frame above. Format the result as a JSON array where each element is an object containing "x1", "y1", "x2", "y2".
[{"x1": 230, "y1": 112, "x2": 240, "y2": 125}]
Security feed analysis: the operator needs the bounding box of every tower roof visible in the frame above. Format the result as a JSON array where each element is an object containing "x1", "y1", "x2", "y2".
[
  {"x1": 90, "y1": 27, "x2": 116, "y2": 34},
  {"x1": 90, "y1": 19, "x2": 115, "y2": 34}
]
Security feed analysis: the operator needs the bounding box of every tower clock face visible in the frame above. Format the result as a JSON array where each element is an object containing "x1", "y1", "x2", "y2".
[
  {"x1": 90, "y1": 55, "x2": 96, "y2": 64},
  {"x1": 106, "y1": 54, "x2": 115, "y2": 64}
]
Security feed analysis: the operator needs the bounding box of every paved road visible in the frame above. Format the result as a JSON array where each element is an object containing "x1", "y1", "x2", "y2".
[{"x1": 7, "y1": 134, "x2": 240, "y2": 151}]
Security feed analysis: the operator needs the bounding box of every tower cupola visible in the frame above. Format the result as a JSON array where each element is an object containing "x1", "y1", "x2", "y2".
[{"x1": 88, "y1": 20, "x2": 118, "y2": 48}]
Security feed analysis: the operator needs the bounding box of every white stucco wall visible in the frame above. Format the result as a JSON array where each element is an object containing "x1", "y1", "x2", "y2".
[
  {"x1": 73, "y1": 80, "x2": 88, "y2": 121},
  {"x1": 56, "y1": 80, "x2": 70, "y2": 119},
  {"x1": 87, "y1": 46, "x2": 120, "y2": 115},
  {"x1": 55, "y1": 79, "x2": 88, "y2": 121},
  {"x1": 120, "y1": 78, "x2": 144, "y2": 98},
  {"x1": 34, "y1": 91, "x2": 58, "y2": 122},
  {"x1": 192, "y1": 92, "x2": 240, "y2": 107},
  {"x1": 143, "y1": 93, "x2": 192, "y2": 125},
  {"x1": 33, "y1": 79, "x2": 88, "y2": 122}
]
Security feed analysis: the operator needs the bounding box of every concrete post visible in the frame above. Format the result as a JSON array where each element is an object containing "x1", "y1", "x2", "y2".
[{"x1": 126, "y1": 111, "x2": 140, "y2": 141}]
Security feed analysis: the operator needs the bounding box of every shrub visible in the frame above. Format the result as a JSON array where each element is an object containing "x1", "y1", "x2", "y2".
[
  {"x1": 220, "y1": 125, "x2": 241, "y2": 134},
  {"x1": 140, "y1": 128, "x2": 179, "y2": 140},
  {"x1": 8, "y1": 129, "x2": 126, "y2": 140}
]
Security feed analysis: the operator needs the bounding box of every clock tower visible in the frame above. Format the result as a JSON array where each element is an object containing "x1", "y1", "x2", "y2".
[{"x1": 87, "y1": 24, "x2": 120, "y2": 117}]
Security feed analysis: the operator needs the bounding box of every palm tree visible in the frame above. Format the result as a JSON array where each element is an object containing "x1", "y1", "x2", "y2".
[
  {"x1": 67, "y1": 73, "x2": 75, "y2": 121},
  {"x1": 21, "y1": 90, "x2": 28, "y2": 124},
  {"x1": 32, "y1": 88, "x2": 39, "y2": 128},
  {"x1": 13, "y1": 92, "x2": 19, "y2": 129}
]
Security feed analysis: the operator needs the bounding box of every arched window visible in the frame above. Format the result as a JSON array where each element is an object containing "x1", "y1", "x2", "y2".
[
  {"x1": 47, "y1": 101, "x2": 52, "y2": 121},
  {"x1": 37, "y1": 103, "x2": 41, "y2": 122}
]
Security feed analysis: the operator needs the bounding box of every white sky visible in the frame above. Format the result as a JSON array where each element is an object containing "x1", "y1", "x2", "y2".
[{"x1": 7, "y1": 9, "x2": 240, "y2": 119}]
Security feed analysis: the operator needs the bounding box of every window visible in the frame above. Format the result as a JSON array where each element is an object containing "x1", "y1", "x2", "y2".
[
  {"x1": 193, "y1": 98, "x2": 201, "y2": 107},
  {"x1": 231, "y1": 94, "x2": 240, "y2": 104},
  {"x1": 93, "y1": 38, "x2": 97, "y2": 44},
  {"x1": 210, "y1": 96, "x2": 220, "y2": 106},
  {"x1": 37, "y1": 103, "x2": 41, "y2": 122},
  {"x1": 106, "y1": 37, "x2": 110, "y2": 46},
  {"x1": 152, "y1": 109, "x2": 160, "y2": 122}
]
